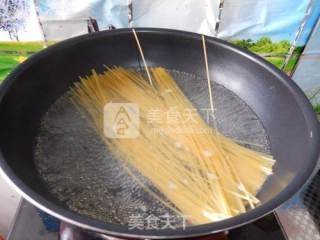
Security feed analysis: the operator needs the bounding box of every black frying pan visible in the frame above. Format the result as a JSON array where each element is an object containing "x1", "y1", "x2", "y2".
[{"x1": 0, "y1": 28, "x2": 319, "y2": 239}]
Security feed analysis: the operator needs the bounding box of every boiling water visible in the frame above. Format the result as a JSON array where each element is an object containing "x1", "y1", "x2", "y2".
[{"x1": 34, "y1": 70, "x2": 270, "y2": 226}]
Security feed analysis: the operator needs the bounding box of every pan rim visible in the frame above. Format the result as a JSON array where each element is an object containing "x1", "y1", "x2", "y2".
[{"x1": 0, "y1": 27, "x2": 319, "y2": 239}]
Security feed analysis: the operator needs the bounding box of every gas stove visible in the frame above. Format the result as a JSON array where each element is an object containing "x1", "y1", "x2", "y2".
[
  {"x1": 7, "y1": 200, "x2": 285, "y2": 240},
  {"x1": 7, "y1": 171, "x2": 320, "y2": 240}
]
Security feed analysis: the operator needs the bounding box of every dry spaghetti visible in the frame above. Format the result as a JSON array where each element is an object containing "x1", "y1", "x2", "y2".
[{"x1": 70, "y1": 66, "x2": 275, "y2": 224}]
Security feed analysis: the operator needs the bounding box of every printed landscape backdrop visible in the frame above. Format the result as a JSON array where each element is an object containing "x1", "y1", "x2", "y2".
[{"x1": 0, "y1": 0, "x2": 320, "y2": 103}]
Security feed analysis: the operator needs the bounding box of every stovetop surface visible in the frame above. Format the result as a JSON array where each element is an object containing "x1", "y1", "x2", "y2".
[
  {"x1": 7, "y1": 171, "x2": 320, "y2": 240},
  {"x1": 6, "y1": 200, "x2": 285, "y2": 240}
]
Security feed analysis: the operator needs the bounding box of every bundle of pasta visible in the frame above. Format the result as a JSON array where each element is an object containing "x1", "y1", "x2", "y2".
[{"x1": 70, "y1": 66, "x2": 275, "y2": 225}]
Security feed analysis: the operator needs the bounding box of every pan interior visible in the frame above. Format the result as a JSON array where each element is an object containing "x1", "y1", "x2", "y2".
[{"x1": 34, "y1": 69, "x2": 271, "y2": 227}]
